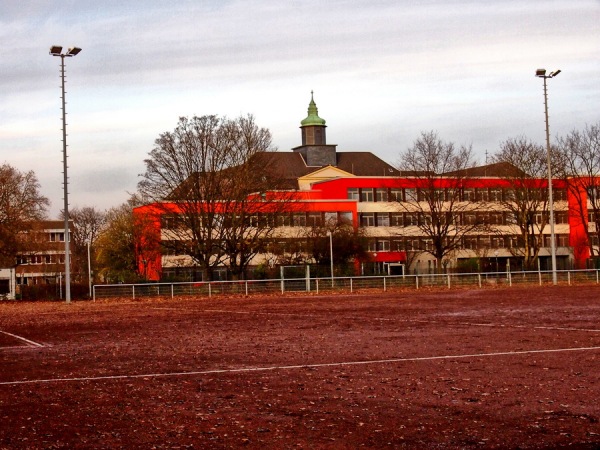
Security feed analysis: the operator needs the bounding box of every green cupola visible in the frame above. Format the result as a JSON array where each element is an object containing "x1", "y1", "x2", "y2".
[
  {"x1": 300, "y1": 91, "x2": 327, "y2": 146},
  {"x1": 294, "y1": 92, "x2": 337, "y2": 166}
]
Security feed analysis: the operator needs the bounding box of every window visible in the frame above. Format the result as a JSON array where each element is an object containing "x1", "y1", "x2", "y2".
[
  {"x1": 360, "y1": 188, "x2": 374, "y2": 202},
  {"x1": 391, "y1": 239, "x2": 403, "y2": 251},
  {"x1": 554, "y1": 189, "x2": 567, "y2": 201},
  {"x1": 376, "y1": 189, "x2": 388, "y2": 202},
  {"x1": 492, "y1": 237, "x2": 506, "y2": 248},
  {"x1": 476, "y1": 189, "x2": 489, "y2": 202},
  {"x1": 339, "y1": 211, "x2": 353, "y2": 225},
  {"x1": 505, "y1": 212, "x2": 517, "y2": 224},
  {"x1": 558, "y1": 234, "x2": 569, "y2": 247},
  {"x1": 489, "y1": 212, "x2": 504, "y2": 225},
  {"x1": 433, "y1": 189, "x2": 446, "y2": 202},
  {"x1": 463, "y1": 188, "x2": 476, "y2": 202},
  {"x1": 408, "y1": 239, "x2": 421, "y2": 251},
  {"x1": 307, "y1": 212, "x2": 322, "y2": 227},
  {"x1": 463, "y1": 237, "x2": 478, "y2": 250},
  {"x1": 478, "y1": 236, "x2": 491, "y2": 249},
  {"x1": 324, "y1": 212, "x2": 337, "y2": 226},
  {"x1": 405, "y1": 188, "x2": 417, "y2": 202},
  {"x1": 377, "y1": 240, "x2": 390, "y2": 251},
  {"x1": 360, "y1": 213, "x2": 375, "y2": 227},
  {"x1": 347, "y1": 188, "x2": 359, "y2": 200},
  {"x1": 49, "y1": 232, "x2": 65, "y2": 242},
  {"x1": 490, "y1": 189, "x2": 502, "y2": 201},
  {"x1": 293, "y1": 213, "x2": 306, "y2": 227},
  {"x1": 277, "y1": 214, "x2": 291, "y2": 227},
  {"x1": 376, "y1": 213, "x2": 390, "y2": 227},
  {"x1": 555, "y1": 211, "x2": 568, "y2": 224},
  {"x1": 404, "y1": 213, "x2": 418, "y2": 226},
  {"x1": 477, "y1": 212, "x2": 489, "y2": 224},
  {"x1": 390, "y1": 213, "x2": 403, "y2": 226},
  {"x1": 390, "y1": 188, "x2": 403, "y2": 202},
  {"x1": 367, "y1": 240, "x2": 377, "y2": 252},
  {"x1": 464, "y1": 213, "x2": 477, "y2": 225}
]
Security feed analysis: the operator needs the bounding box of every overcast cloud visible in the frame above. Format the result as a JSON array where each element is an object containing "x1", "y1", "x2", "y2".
[{"x1": 1, "y1": 0, "x2": 598, "y2": 217}]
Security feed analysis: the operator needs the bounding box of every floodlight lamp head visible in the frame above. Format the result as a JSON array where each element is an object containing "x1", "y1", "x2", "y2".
[
  {"x1": 67, "y1": 47, "x2": 82, "y2": 56},
  {"x1": 50, "y1": 45, "x2": 63, "y2": 56},
  {"x1": 550, "y1": 69, "x2": 561, "y2": 78},
  {"x1": 536, "y1": 68, "x2": 546, "y2": 77}
]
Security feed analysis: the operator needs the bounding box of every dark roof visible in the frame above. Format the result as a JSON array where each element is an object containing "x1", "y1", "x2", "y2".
[
  {"x1": 335, "y1": 152, "x2": 401, "y2": 177},
  {"x1": 443, "y1": 162, "x2": 529, "y2": 178},
  {"x1": 252, "y1": 151, "x2": 401, "y2": 188}
]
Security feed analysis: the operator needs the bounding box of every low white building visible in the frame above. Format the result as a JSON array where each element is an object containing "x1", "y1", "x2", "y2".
[{"x1": 0, "y1": 268, "x2": 16, "y2": 300}]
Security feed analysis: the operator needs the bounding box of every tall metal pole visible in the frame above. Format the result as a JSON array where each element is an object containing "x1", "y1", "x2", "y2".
[
  {"x1": 537, "y1": 69, "x2": 560, "y2": 285},
  {"x1": 59, "y1": 54, "x2": 72, "y2": 303},
  {"x1": 87, "y1": 240, "x2": 92, "y2": 298},
  {"x1": 51, "y1": 46, "x2": 81, "y2": 302},
  {"x1": 543, "y1": 76, "x2": 557, "y2": 285}
]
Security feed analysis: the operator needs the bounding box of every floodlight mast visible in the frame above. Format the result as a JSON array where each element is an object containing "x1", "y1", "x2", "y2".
[
  {"x1": 535, "y1": 68, "x2": 560, "y2": 285},
  {"x1": 49, "y1": 45, "x2": 82, "y2": 303}
]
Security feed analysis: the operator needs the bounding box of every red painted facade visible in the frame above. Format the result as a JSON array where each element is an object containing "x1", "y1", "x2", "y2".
[{"x1": 135, "y1": 173, "x2": 593, "y2": 280}]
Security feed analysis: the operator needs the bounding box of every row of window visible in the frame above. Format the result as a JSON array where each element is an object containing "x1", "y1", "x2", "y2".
[
  {"x1": 365, "y1": 234, "x2": 570, "y2": 252},
  {"x1": 347, "y1": 187, "x2": 568, "y2": 203},
  {"x1": 358, "y1": 211, "x2": 569, "y2": 228},
  {"x1": 17, "y1": 254, "x2": 65, "y2": 265},
  {"x1": 162, "y1": 212, "x2": 354, "y2": 229}
]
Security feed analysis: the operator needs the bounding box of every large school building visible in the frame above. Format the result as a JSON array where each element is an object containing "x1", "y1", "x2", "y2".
[{"x1": 135, "y1": 94, "x2": 592, "y2": 281}]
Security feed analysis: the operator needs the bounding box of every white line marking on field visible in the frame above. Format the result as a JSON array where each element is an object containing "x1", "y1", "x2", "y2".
[
  {"x1": 0, "y1": 331, "x2": 45, "y2": 348},
  {"x1": 1, "y1": 345, "x2": 599, "y2": 386},
  {"x1": 458, "y1": 322, "x2": 600, "y2": 333}
]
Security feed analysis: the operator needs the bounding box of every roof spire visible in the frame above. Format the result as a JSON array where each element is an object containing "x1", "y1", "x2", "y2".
[{"x1": 301, "y1": 91, "x2": 326, "y2": 127}]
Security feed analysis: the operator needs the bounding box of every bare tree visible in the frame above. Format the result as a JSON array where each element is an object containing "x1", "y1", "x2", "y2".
[
  {"x1": 0, "y1": 164, "x2": 49, "y2": 266},
  {"x1": 557, "y1": 123, "x2": 600, "y2": 262},
  {"x1": 66, "y1": 206, "x2": 106, "y2": 282},
  {"x1": 138, "y1": 114, "x2": 290, "y2": 280},
  {"x1": 395, "y1": 131, "x2": 484, "y2": 272},
  {"x1": 491, "y1": 137, "x2": 553, "y2": 270}
]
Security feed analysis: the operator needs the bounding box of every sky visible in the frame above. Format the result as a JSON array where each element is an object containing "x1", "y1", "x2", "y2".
[{"x1": 1, "y1": 0, "x2": 599, "y2": 218}]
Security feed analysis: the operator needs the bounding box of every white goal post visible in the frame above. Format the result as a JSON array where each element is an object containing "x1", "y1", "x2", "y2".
[{"x1": 280, "y1": 265, "x2": 310, "y2": 293}]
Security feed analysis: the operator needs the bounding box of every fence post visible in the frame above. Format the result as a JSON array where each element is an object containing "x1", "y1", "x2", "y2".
[
  {"x1": 350, "y1": 278, "x2": 353, "y2": 293},
  {"x1": 508, "y1": 271, "x2": 512, "y2": 287},
  {"x1": 132, "y1": 285, "x2": 135, "y2": 300},
  {"x1": 568, "y1": 271, "x2": 571, "y2": 286},
  {"x1": 383, "y1": 277, "x2": 387, "y2": 292},
  {"x1": 171, "y1": 284, "x2": 174, "y2": 298},
  {"x1": 306, "y1": 265, "x2": 310, "y2": 292},
  {"x1": 245, "y1": 281, "x2": 249, "y2": 296},
  {"x1": 92, "y1": 285, "x2": 96, "y2": 301},
  {"x1": 208, "y1": 282, "x2": 212, "y2": 298},
  {"x1": 478, "y1": 273, "x2": 481, "y2": 288},
  {"x1": 538, "y1": 271, "x2": 542, "y2": 286},
  {"x1": 416, "y1": 275, "x2": 419, "y2": 290},
  {"x1": 316, "y1": 278, "x2": 319, "y2": 294},
  {"x1": 447, "y1": 274, "x2": 451, "y2": 289}
]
